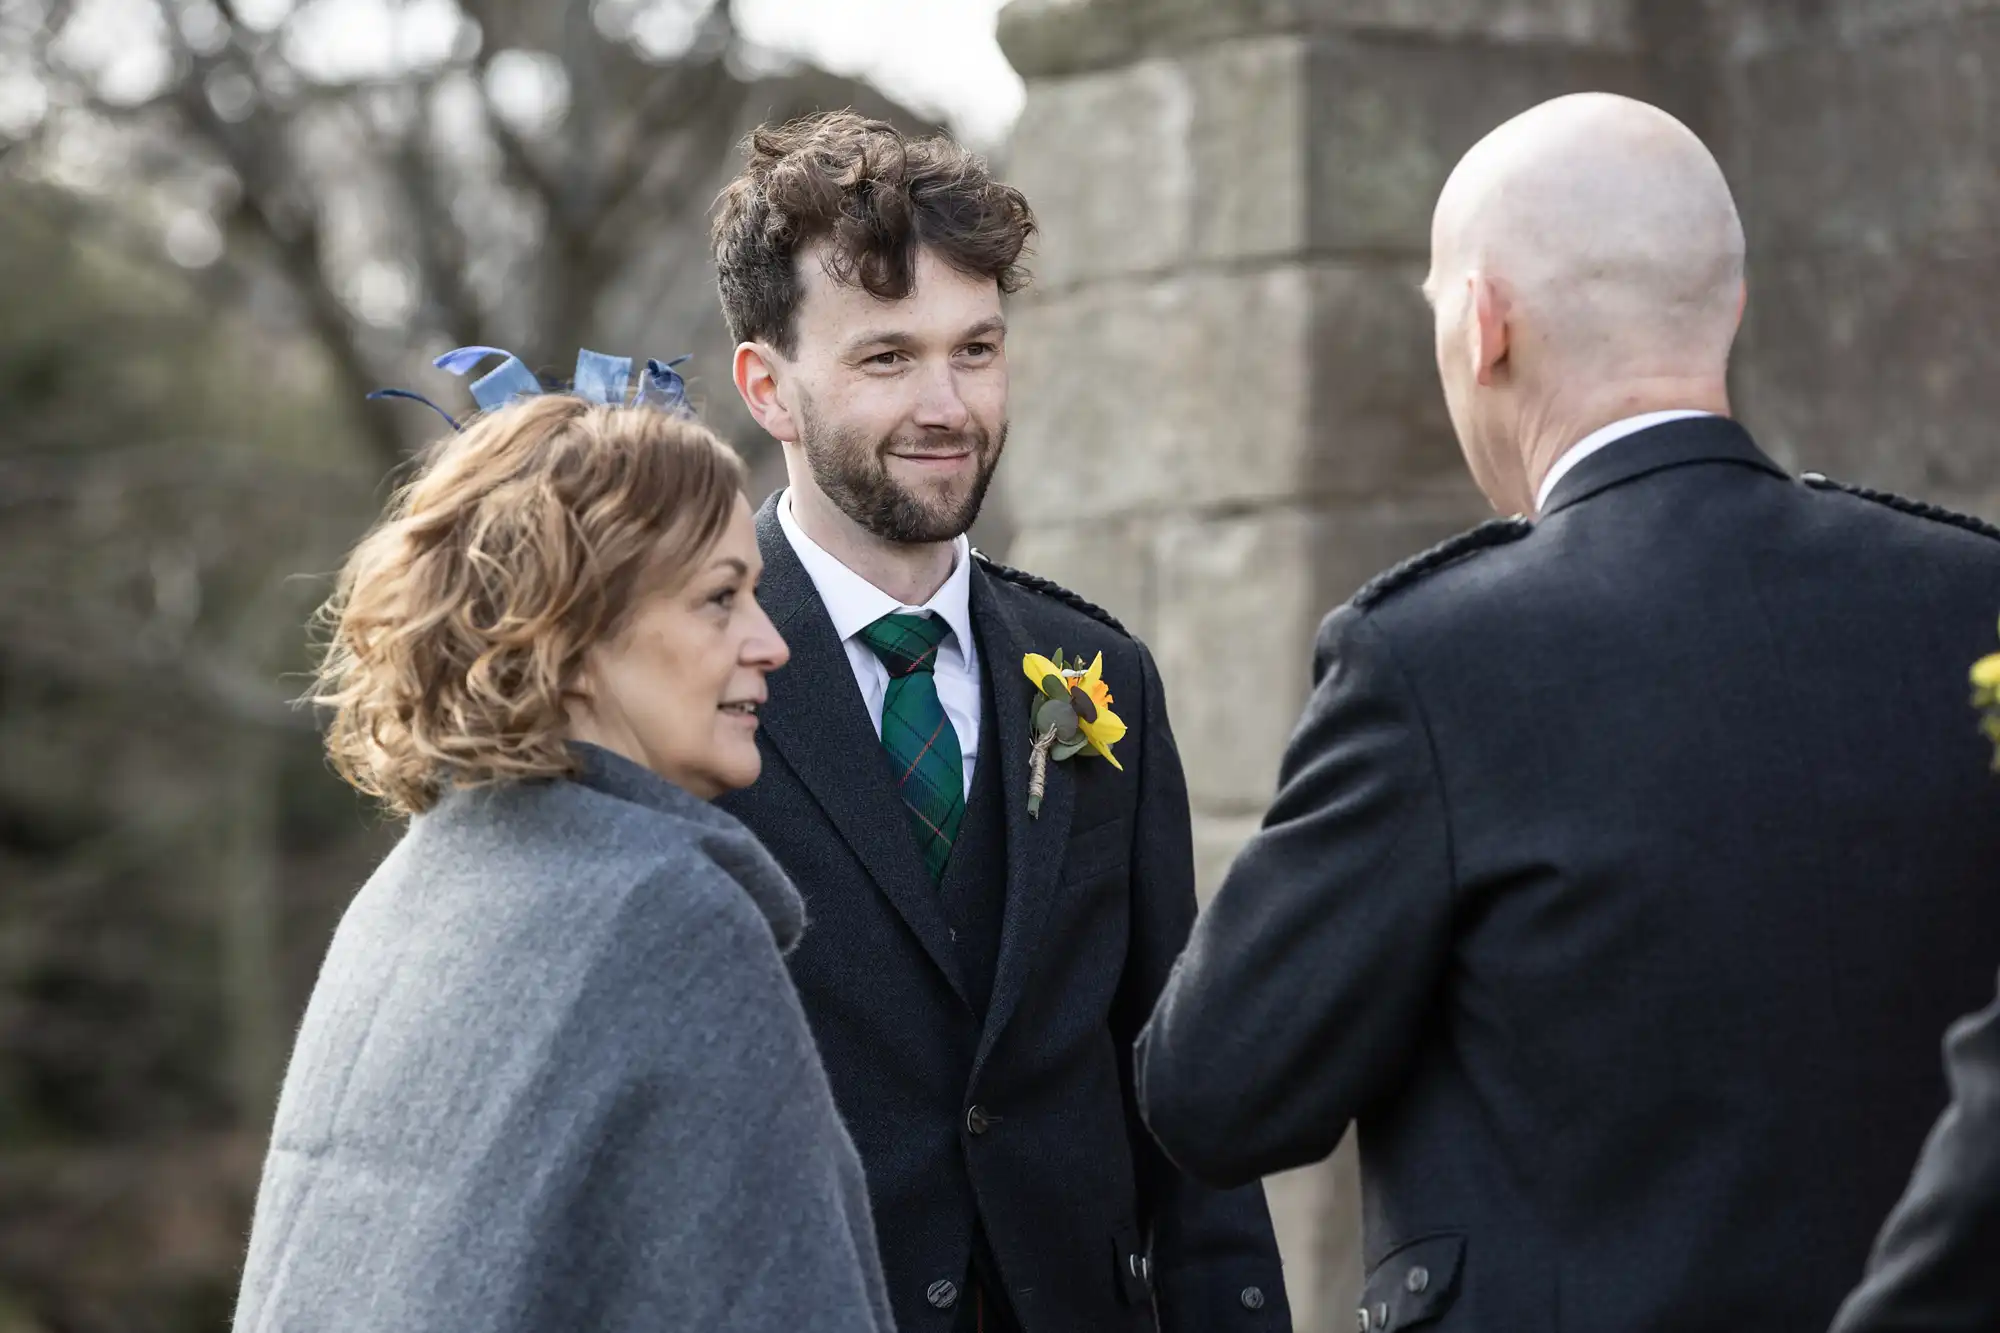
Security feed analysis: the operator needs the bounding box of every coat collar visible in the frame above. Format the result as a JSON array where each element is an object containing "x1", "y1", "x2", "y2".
[
  {"x1": 565, "y1": 740, "x2": 806, "y2": 952},
  {"x1": 773, "y1": 487, "x2": 978, "y2": 672},
  {"x1": 1538, "y1": 415, "x2": 1789, "y2": 518}
]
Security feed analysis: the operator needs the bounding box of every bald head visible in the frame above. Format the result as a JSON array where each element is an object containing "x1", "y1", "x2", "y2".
[
  {"x1": 1435, "y1": 93, "x2": 1743, "y2": 364},
  {"x1": 1424, "y1": 94, "x2": 1746, "y2": 513}
]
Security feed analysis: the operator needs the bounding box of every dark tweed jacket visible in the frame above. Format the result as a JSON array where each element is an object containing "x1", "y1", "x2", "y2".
[
  {"x1": 1139, "y1": 418, "x2": 2000, "y2": 1332},
  {"x1": 719, "y1": 495, "x2": 1288, "y2": 1333}
]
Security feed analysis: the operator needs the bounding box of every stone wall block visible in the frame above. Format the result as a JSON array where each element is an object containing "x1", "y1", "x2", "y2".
[
  {"x1": 1307, "y1": 501, "x2": 1491, "y2": 610},
  {"x1": 1003, "y1": 266, "x2": 1313, "y2": 523},
  {"x1": 1306, "y1": 38, "x2": 1649, "y2": 254},
  {"x1": 1001, "y1": 0, "x2": 1635, "y2": 80},
  {"x1": 1009, "y1": 58, "x2": 1195, "y2": 292},
  {"x1": 1149, "y1": 502, "x2": 1485, "y2": 812},
  {"x1": 1264, "y1": 1136, "x2": 1364, "y2": 1333},
  {"x1": 1190, "y1": 811, "x2": 1268, "y2": 906},
  {"x1": 1733, "y1": 249, "x2": 2000, "y2": 498},
  {"x1": 1010, "y1": 36, "x2": 1308, "y2": 291},
  {"x1": 1001, "y1": 519, "x2": 1157, "y2": 645},
  {"x1": 1312, "y1": 0, "x2": 1634, "y2": 46},
  {"x1": 1153, "y1": 508, "x2": 1325, "y2": 813},
  {"x1": 1188, "y1": 37, "x2": 1310, "y2": 263},
  {"x1": 1305, "y1": 263, "x2": 1471, "y2": 498},
  {"x1": 1728, "y1": 15, "x2": 2000, "y2": 256},
  {"x1": 1718, "y1": 0, "x2": 2000, "y2": 61}
]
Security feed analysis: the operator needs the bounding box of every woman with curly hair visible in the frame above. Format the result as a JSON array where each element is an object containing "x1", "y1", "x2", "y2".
[{"x1": 232, "y1": 391, "x2": 894, "y2": 1333}]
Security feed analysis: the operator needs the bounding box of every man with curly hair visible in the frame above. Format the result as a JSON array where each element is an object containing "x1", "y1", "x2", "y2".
[{"x1": 712, "y1": 112, "x2": 1289, "y2": 1333}]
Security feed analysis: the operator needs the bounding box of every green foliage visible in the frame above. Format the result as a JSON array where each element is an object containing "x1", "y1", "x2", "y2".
[{"x1": 0, "y1": 180, "x2": 393, "y2": 1333}]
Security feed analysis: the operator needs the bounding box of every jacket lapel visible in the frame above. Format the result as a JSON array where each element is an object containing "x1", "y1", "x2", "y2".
[
  {"x1": 751, "y1": 497, "x2": 970, "y2": 1008},
  {"x1": 971, "y1": 565, "x2": 1076, "y2": 1070}
]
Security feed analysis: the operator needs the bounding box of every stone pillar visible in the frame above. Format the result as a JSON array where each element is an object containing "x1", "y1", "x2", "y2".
[
  {"x1": 1718, "y1": 0, "x2": 2000, "y2": 518},
  {"x1": 994, "y1": 2, "x2": 1643, "y2": 1326}
]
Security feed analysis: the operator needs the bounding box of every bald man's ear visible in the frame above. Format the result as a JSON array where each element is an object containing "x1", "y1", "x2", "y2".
[
  {"x1": 1470, "y1": 273, "x2": 1511, "y2": 386},
  {"x1": 732, "y1": 342, "x2": 799, "y2": 444}
]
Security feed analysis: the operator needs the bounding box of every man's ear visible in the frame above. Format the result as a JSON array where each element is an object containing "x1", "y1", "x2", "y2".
[
  {"x1": 732, "y1": 342, "x2": 798, "y2": 443},
  {"x1": 1469, "y1": 272, "x2": 1511, "y2": 387}
]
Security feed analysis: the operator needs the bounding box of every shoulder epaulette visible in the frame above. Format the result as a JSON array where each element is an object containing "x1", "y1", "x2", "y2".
[
  {"x1": 970, "y1": 549, "x2": 1129, "y2": 636},
  {"x1": 1799, "y1": 472, "x2": 2000, "y2": 542},
  {"x1": 1352, "y1": 517, "x2": 1534, "y2": 611}
]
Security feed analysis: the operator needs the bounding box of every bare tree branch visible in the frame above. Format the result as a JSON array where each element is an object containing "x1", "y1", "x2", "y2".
[{"x1": 381, "y1": 89, "x2": 492, "y2": 347}]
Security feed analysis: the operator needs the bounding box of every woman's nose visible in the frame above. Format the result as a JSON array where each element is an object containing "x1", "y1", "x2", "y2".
[{"x1": 744, "y1": 598, "x2": 790, "y2": 670}]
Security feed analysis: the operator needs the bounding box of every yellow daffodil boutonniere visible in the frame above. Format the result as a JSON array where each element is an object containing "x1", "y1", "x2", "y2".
[
  {"x1": 1021, "y1": 648, "x2": 1127, "y2": 816},
  {"x1": 1972, "y1": 623, "x2": 2000, "y2": 768}
]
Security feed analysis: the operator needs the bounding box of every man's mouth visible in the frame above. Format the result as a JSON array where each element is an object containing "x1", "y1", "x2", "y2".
[{"x1": 888, "y1": 449, "x2": 972, "y2": 462}]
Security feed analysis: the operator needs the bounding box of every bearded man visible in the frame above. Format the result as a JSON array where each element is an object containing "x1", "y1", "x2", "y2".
[{"x1": 709, "y1": 112, "x2": 1288, "y2": 1333}]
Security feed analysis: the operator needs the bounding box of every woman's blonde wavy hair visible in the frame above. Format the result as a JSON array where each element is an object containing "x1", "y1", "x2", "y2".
[{"x1": 311, "y1": 393, "x2": 747, "y2": 816}]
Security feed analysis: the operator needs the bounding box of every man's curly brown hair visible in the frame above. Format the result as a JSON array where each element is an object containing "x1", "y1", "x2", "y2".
[
  {"x1": 310, "y1": 394, "x2": 746, "y2": 817},
  {"x1": 711, "y1": 110, "x2": 1037, "y2": 354}
]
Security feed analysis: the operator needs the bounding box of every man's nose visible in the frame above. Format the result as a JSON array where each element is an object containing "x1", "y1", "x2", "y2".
[{"x1": 911, "y1": 361, "x2": 971, "y2": 432}]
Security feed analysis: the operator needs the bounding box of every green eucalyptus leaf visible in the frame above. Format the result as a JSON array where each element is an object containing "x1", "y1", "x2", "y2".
[
  {"x1": 1056, "y1": 713, "x2": 1082, "y2": 743},
  {"x1": 1051, "y1": 736, "x2": 1090, "y2": 762},
  {"x1": 1035, "y1": 697, "x2": 1078, "y2": 734},
  {"x1": 1040, "y1": 673, "x2": 1067, "y2": 699}
]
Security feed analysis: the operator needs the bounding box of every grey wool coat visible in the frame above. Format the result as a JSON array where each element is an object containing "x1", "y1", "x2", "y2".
[{"x1": 232, "y1": 743, "x2": 895, "y2": 1333}]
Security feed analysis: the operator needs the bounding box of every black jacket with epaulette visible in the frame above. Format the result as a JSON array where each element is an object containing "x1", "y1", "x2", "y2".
[
  {"x1": 718, "y1": 495, "x2": 1289, "y2": 1333},
  {"x1": 1138, "y1": 416, "x2": 2000, "y2": 1332}
]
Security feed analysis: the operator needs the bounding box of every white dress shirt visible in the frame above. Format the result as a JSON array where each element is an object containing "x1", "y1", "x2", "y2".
[
  {"x1": 776, "y1": 489, "x2": 981, "y2": 797},
  {"x1": 1535, "y1": 410, "x2": 1718, "y2": 514}
]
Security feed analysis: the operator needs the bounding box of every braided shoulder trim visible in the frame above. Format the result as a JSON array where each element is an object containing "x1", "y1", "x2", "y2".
[
  {"x1": 1353, "y1": 517, "x2": 1534, "y2": 611},
  {"x1": 970, "y1": 549, "x2": 1129, "y2": 636},
  {"x1": 1800, "y1": 473, "x2": 2000, "y2": 542}
]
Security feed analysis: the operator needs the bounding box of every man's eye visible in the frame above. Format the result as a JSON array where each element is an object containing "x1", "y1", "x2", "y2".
[{"x1": 867, "y1": 351, "x2": 902, "y2": 366}]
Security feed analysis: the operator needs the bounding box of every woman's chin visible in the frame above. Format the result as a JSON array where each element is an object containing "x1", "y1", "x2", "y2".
[{"x1": 707, "y1": 742, "x2": 763, "y2": 797}]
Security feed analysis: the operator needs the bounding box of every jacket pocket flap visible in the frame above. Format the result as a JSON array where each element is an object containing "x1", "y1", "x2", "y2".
[
  {"x1": 1359, "y1": 1233, "x2": 1464, "y2": 1331},
  {"x1": 1063, "y1": 818, "x2": 1129, "y2": 883}
]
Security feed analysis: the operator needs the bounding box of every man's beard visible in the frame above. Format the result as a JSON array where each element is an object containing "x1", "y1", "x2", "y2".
[{"x1": 798, "y1": 400, "x2": 1006, "y2": 545}]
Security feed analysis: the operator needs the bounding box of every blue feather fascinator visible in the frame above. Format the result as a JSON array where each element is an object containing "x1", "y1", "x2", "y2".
[{"x1": 367, "y1": 346, "x2": 693, "y2": 432}]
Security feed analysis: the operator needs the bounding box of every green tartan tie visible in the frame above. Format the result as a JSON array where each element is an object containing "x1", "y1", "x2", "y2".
[{"x1": 857, "y1": 612, "x2": 965, "y2": 883}]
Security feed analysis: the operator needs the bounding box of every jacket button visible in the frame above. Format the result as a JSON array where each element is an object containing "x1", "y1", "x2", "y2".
[
  {"x1": 926, "y1": 1279, "x2": 959, "y2": 1310},
  {"x1": 1375, "y1": 1302, "x2": 1390, "y2": 1329},
  {"x1": 1406, "y1": 1265, "x2": 1429, "y2": 1294},
  {"x1": 1356, "y1": 1308, "x2": 1372, "y2": 1332},
  {"x1": 965, "y1": 1105, "x2": 991, "y2": 1135},
  {"x1": 1239, "y1": 1285, "x2": 1265, "y2": 1310}
]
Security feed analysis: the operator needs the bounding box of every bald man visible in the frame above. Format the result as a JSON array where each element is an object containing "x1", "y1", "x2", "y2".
[{"x1": 1136, "y1": 93, "x2": 2000, "y2": 1331}]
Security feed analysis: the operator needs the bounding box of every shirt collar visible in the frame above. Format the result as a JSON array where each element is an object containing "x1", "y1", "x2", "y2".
[
  {"x1": 1535, "y1": 409, "x2": 1717, "y2": 514},
  {"x1": 776, "y1": 488, "x2": 975, "y2": 655}
]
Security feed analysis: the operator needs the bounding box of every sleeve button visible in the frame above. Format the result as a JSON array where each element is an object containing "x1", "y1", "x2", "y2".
[
  {"x1": 1406, "y1": 1265, "x2": 1430, "y2": 1294},
  {"x1": 1239, "y1": 1285, "x2": 1265, "y2": 1310}
]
